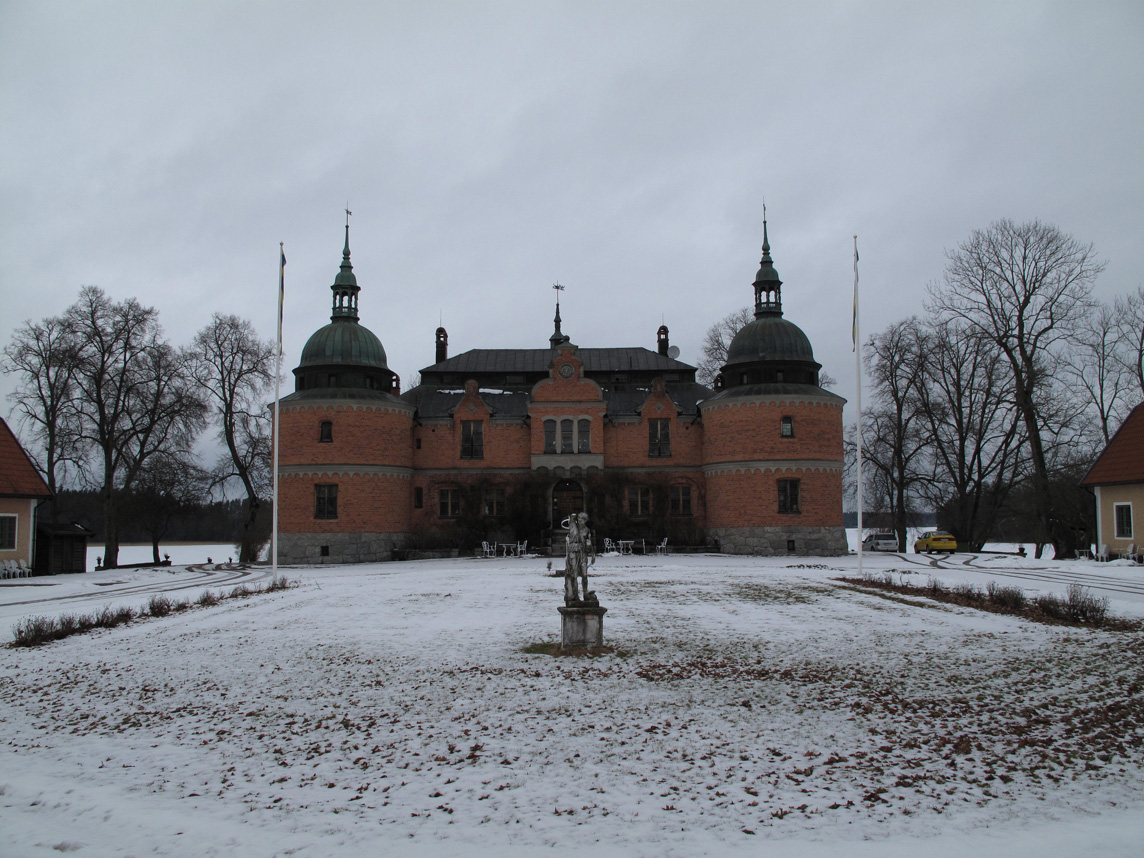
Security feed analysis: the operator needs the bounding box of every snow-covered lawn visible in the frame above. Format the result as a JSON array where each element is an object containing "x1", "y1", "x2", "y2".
[{"x1": 2, "y1": 552, "x2": 1142, "y2": 857}]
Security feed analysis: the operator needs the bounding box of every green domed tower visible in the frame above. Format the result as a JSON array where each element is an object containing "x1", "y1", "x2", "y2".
[
  {"x1": 277, "y1": 222, "x2": 414, "y2": 565},
  {"x1": 699, "y1": 213, "x2": 847, "y2": 556},
  {"x1": 292, "y1": 224, "x2": 398, "y2": 394}
]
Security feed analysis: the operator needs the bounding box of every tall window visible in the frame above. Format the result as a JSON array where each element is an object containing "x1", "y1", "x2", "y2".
[
  {"x1": 484, "y1": 487, "x2": 506, "y2": 517},
  {"x1": 439, "y1": 488, "x2": 461, "y2": 518},
  {"x1": 780, "y1": 416, "x2": 794, "y2": 437},
  {"x1": 777, "y1": 479, "x2": 800, "y2": 514},
  {"x1": 670, "y1": 485, "x2": 692, "y2": 516},
  {"x1": 0, "y1": 515, "x2": 16, "y2": 550},
  {"x1": 577, "y1": 418, "x2": 591, "y2": 453},
  {"x1": 319, "y1": 420, "x2": 333, "y2": 442},
  {"x1": 1115, "y1": 503, "x2": 1133, "y2": 539},
  {"x1": 560, "y1": 419, "x2": 574, "y2": 453},
  {"x1": 461, "y1": 421, "x2": 484, "y2": 459},
  {"x1": 544, "y1": 420, "x2": 557, "y2": 454},
  {"x1": 628, "y1": 486, "x2": 651, "y2": 517},
  {"x1": 314, "y1": 484, "x2": 338, "y2": 519},
  {"x1": 648, "y1": 419, "x2": 671, "y2": 457},
  {"x1": 414, "y1": 487, "x2": 423, "y2": 509}
]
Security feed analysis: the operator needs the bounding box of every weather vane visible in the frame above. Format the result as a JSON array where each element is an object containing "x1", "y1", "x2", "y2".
[
  {"x1": 345, "y1": 204, "x2": 352, "y2": 227},
  {"x1": 553, "y1": 281, "x2": 565, "y2": 306}
]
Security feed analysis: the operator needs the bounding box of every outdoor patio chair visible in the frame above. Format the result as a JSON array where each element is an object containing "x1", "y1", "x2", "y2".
[
  {"x1": 1095, "y1": 544, "x2": 1111, "y2": 562},
  {"x1": 482, "y1": 541, "x2": 496, "y2": 558},
  {"x1": 603, "y1": 538, "x2": 616, "y2": 553},
  {"x1": 517, "y1": 540, "x2": 528, "y2": 556},
  {"x1": 655, "y1": 537, "x2": 668, "y2": 555}
]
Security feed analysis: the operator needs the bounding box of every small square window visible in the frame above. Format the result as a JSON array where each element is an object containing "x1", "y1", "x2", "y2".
[
  {"x1": 483, "y1": 487, "x2": 506, "y2": 517},
  {"x1": 320, "y1": 545, "x2": 330, "y2": 557},
  {"x1": 319, "y1": 420, "x2": 333, "y2": 442},
  {"x1": 439, "y1": 488, "x2": 461, "y2": 518}
]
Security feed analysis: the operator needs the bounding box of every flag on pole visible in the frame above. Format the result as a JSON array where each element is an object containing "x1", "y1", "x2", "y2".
[
  {"x1": 278, "y1": 244, "x2": 286, "y2": 356},
  {"x1": 851, "y1": 239, "x2": 859, "y2": 351}
]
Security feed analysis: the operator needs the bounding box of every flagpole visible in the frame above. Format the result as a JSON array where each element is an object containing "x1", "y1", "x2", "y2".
[
  {"x1": 853, "y1": 235, "x2": 863, "y2": 576},
  {"x1": 272, "y1": 242, "x2": 284, "y2": 585}
]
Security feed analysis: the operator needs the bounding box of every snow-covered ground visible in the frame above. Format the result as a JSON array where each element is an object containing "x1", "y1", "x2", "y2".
[{"x1": 2, "y1": 550, "x2": 1142, "y2": 857}]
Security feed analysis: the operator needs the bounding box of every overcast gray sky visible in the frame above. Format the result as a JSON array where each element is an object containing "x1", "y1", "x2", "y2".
[{"x1": 2, "y1": 1, "x2": 1142, "y2": 428}]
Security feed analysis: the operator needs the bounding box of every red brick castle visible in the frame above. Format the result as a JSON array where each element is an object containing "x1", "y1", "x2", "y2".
[{"x1": 277, "y1": 219, "x2": 846, "y2": 562}]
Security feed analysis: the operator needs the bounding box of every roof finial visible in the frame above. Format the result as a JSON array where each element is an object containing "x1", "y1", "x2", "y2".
[
  {"x1": 761, "y1": 201, "x2": 771, "y2": 257},
  {"x1": 343, "y1": 206, "x2": 353, "y2": 259},
  {"x1": 551, "y1": 282, "x2": 567, "y2": 347}
]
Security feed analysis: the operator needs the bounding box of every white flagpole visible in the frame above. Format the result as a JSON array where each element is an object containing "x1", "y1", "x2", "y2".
[
  {"x1": 272, "y1": 243, "x2": 284, "y2": 585},
  {"x1": 853, "y1": 235, "x2": 863, "y2": 575}
]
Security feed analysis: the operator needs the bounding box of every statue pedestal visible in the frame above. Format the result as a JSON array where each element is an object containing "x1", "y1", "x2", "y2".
[{"x1": 558, "y1": 604, "x2": 607, "y2": 651}]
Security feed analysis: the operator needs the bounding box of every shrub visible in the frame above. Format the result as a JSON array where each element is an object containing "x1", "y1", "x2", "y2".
[
  {"x1": 12, "y1": 616, "x2": 58, "y2": 647},
  {"x1": 196, "y1": 590, "x2": 219, "y2": 607},
  {"x1": 1034, "y1": 592, "x2": 1066, "y2": 621},
  {"x1": 986, "y1": 581, "x2": 1026, "y2": 612},
  {"x1": 1066, "y1": 583, "x2": 1109, "y2": 624},
  {"x1": 147, "y1": 594, "x2": 173, "y2": 617}
]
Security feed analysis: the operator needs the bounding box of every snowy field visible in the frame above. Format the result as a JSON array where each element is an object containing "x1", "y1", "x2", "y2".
[{"x1": 2, "y1": 550, "x2": 1142, "y2": 857}]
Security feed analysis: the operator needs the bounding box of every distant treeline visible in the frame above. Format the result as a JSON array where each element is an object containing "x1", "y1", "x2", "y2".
[{"x1": 48, "y1": 491, "x2": 256, "y2": 545}]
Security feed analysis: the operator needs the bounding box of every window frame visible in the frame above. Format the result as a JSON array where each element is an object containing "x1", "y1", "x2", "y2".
[
  {"x1": 648, "y1": 418, "x2": 671, "y2": 458},
  {"x1": 777, "y1": 478, "x2": 800, "y2": 514},
  {"x1": 780, "y1": 416, "x2": 794, "y2": 438},
  {"x1": 460, "y1": 420, "x2": 484, "y2": 459},
  {"x1": 439, "y1": 487, "x2": 462, "y2": 519},
  {"x1": 319, "y1": 420, "x2": 333, "y2": 442},
  {"x1": 314, "y1": 484, "x2": 338, "y2": 519},
  {"x1": 560, "y1": 418, "x2": 574, "y2": 454},
  {"x1": 628, "y1": 486, "x2": 651, "y2": 517},
  {"x1": 1114, "y1": 502, "x2": 1133, "y2": 539},
  {"x1": 483, "y1": 487, "x2": 507, "y2": 517},
  {"x1": 577, "y1": 418, "x2": 591, "y2": 453},
  {"x1": 413, "y1": 486, "x2": 424, "y2": 509},
  {"x1": 544, "y1": 419, "x2": 557, "y2": 454},
  {"x1": 670, "y1": 485, "x2": 692, "y2": 516},
  {"x1": 0, "y1": 514, "x2": 16, "y2": 550}
]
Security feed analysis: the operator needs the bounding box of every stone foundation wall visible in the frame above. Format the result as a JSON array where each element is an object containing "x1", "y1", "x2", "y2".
[
  {"x1": 707, "y1": 525, "x2": 847, "y2": 556},
  {"x1": 277, "y1": 531, "x2": 410, "y2": 565}
]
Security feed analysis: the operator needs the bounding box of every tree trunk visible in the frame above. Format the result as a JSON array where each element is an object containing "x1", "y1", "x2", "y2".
[{"x1": 102, "y1": 486, "x2": 120, "y2": 569}]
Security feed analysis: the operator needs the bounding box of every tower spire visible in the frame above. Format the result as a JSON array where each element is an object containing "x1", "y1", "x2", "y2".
[
  {"x1": 331, "y1": 212, "x2": 360, "y2": 323},
  {"x1": 550, "y1": 282, "x2": 567, "y2": 347},
  {"x1": 752, "y1": 204, "x2": 783, "y2": 317}
]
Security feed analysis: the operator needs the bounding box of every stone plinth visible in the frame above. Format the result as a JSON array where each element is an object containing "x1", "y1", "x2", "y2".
[{"x1": 558, "y1": 605, "x2": 607, "y2": 651}]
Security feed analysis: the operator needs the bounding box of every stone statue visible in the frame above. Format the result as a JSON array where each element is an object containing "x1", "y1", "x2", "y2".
[{"x1": 564, "y1": 511, "x2": 597, "y2": 606}]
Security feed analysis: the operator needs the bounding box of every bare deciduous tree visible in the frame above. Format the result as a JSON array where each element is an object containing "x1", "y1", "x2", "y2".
[
  {"x1": 928, "y1": 219, "x2": 1104, "y2": 558},
  {"x1": 2, "y1": 314, "x2": 80, "y2": 512},
  {"x1": 1114, "y1": 286, "x2": 1144, "y2": 401},
  {"x1": 861, "y1": 317, "x2": 930, "y2": 550},
  {"x1": 1062, "y1": 302, "x2": 1133, "y2": 443},
  {"x1": 65, "y1": 287, "x2": 206, "y2": 568},
  {"x1": 916, "y1": 318, "x2": 1024, "y2": 549},
  {"x1": 190, "y1": 314, "x2": 275, "y2": 562},
  {"x1": 697, "y1": 306, "x2": 752, "y2": 387}
]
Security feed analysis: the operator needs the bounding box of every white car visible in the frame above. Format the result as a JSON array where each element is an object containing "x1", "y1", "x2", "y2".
[{"x1": 862, "y1": 532, "x2": 899, "y2": 552}]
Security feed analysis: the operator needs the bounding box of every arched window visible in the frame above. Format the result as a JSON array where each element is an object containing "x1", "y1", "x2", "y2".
[
  {"x1": 544, "y1": 420, "x2": 557, "y2": 454},
  {"x1": 577, "y1": 419, "x2": 591, "y2": 453},
  {"x1": 319, "y1": 420, "x2": 333, "y2": 442},
  {"x1": 781, "y1": 416, "x2": 794, "y2": 437}
]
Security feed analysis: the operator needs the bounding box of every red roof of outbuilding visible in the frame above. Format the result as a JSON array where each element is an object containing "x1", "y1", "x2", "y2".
[
  {"x1": 1081, "y1": 402, "x2": 1144, "y2": 487},
  {"x1": 0, "y1": 418, "x2": 51, "y2": 498}
]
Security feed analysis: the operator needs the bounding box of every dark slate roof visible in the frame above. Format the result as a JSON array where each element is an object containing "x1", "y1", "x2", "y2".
[
  {"x1": 402, "y1": 387, "x2": 532, "y2": 419},
  {"x1": 402, "y1": 382, "x2": 712, "y2": 419},
  {"x1": 279, "y1": 389, "x2": 409, "y2": 406},
  {"x1": 1081, "y1": 403, "x2": 1144, "y2": 486},
  {"x1": 422, "y1": 347, "x2": 695, "y2": 375},
  {"x1": 703, "y1": 382, "x2": 846, "y2": 404},
  {"x1": 0, "y1": 418, "x2": 51, "y2": 498}
]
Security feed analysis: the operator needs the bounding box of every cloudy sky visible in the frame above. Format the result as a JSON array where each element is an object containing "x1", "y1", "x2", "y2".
[{"x1": 2, "y1": 1, "x2": 1142, "y2": 426}]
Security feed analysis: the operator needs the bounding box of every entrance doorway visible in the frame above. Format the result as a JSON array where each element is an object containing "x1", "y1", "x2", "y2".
[{"x1": 551, "y1": 479, "x2": 584, "y2": 527}]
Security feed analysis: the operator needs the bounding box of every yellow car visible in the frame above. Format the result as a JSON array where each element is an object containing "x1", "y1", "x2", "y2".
[{"x1": 914, "y1": 531, "x2": 957, "y2": 554}]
